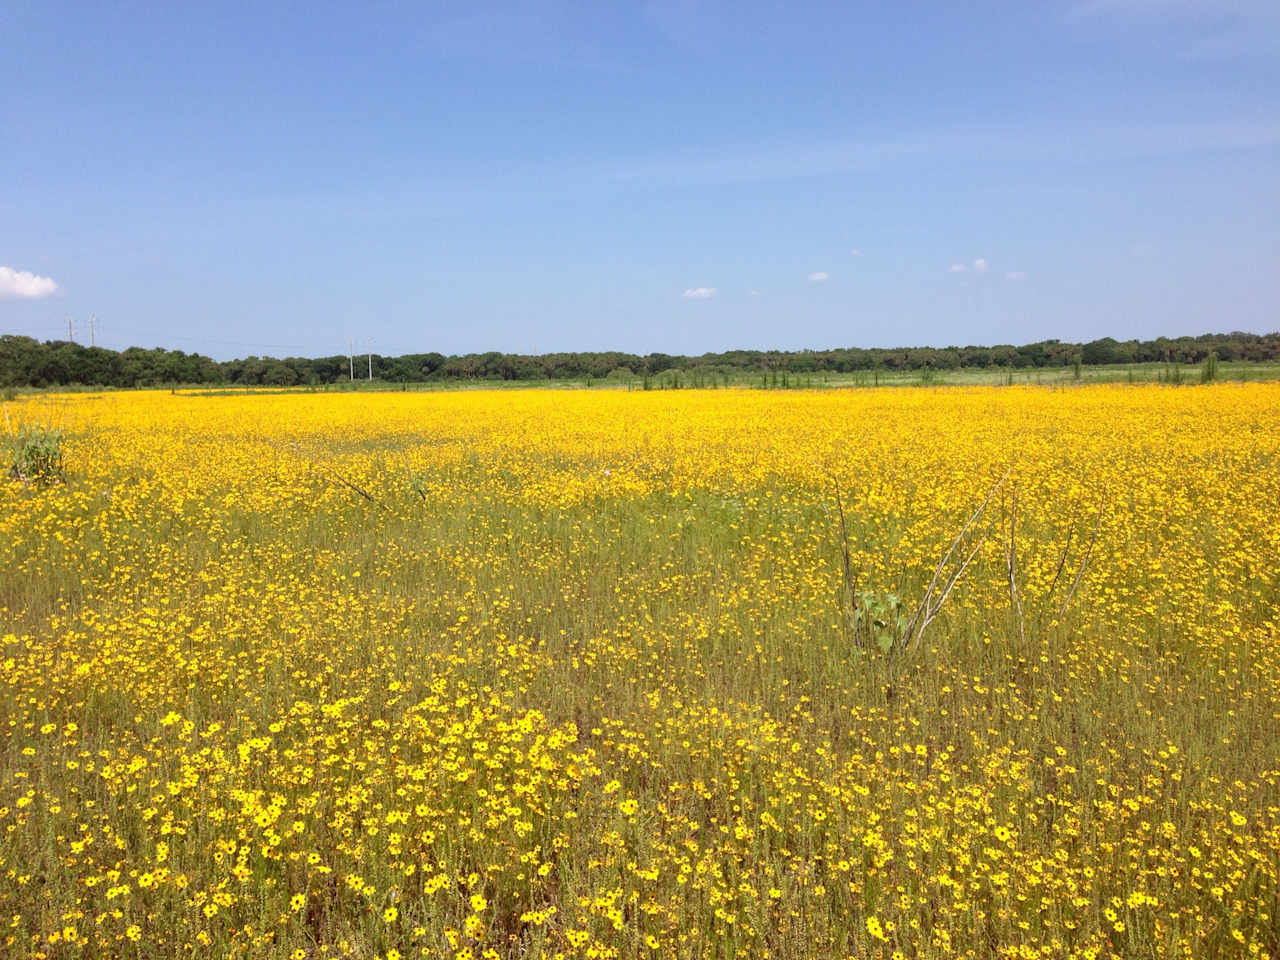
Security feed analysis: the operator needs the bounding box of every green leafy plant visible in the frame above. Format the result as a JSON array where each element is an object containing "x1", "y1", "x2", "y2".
[
  {"x1": 408, "y1": 469, "x2": 431, "y2": 502},
  {"x1": 851, "y1": 589, "x2": 910, "y2": 655},
  {"x1": 6, "y1": 423, "x2": 65, "y2": 486}
]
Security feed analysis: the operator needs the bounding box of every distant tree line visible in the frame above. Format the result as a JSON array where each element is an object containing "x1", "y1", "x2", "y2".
[{"x1": 1, "y1": 331, "x2": 1277, "y2": 388}]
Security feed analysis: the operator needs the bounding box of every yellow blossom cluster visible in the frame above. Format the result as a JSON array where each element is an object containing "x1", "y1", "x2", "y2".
[{"x1": 1, "y1": 384, "x2": 1278, "y2": 958}]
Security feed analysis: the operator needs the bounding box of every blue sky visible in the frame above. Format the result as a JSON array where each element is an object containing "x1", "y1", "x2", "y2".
[{"x1": 2, "y1": 0, "x2": 1278, "y2": 359}]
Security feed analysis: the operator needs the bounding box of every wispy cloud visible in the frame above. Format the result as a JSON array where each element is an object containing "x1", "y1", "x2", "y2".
[
  {"x1": 1068, "y1": 0, "x2": 1280, "y2": 57},
  {"x1": 948, "y1": 264, "x2": 968, "y2": 273},
  {"x1": 808, "y1": 271, "x2": 829, "y2": 282},
  {"x1": 850, "y1": 248, "x2": 863, "y2": 257},
  {"x1": 601, "y1": 137, "x2": 929, "y2": 187},
  {"x1": 0, "y1": 266, "x2": 59, "y2": 300},
  {"x1": 1007, "y1": 271, "x2": 1027, "y2": 280},
  {"x1": 682, "y1": 287, "x2": 717, "y2": 299},
  {"x1": 297, "y1": 118, "x2": 1280, "y2": 214},
  {"x1": 973, "y1": 258, "x2": 989, "y2": 274},
  {"x1": 419, "y1": 11, "x2": 640, "y2": 74},
  {"x1": 1069, "y1": 0, "x2": 1269, "y2": 19},
  {"x1": 749, "y1": 290, "x2": 761, "y2": 297},
  {"x1": 584, "y1": 118, "x2": 1280, "y2": 190}
]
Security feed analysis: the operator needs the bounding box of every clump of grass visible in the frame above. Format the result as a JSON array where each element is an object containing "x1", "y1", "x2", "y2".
[
  {"x1": 1201, "y1": 350, "x2": 1219, "y2": 383},
  {"x1": 5, "y1": 421, "x2": 65, "y2": 486}
]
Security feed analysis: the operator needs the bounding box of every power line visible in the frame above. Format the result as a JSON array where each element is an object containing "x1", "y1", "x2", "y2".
[
  {"x1": 3, "y1": 319, "x2": 71, "y2": 333},
  {"x1": 110, "y1": 328, "x2": 310, "y2": 351},
  {"x1": 3, "y1": 321, "x2": 389, "y2": 358},
  {"x1": 3, "y1": 321, "x2": 311, "y2": 352}
]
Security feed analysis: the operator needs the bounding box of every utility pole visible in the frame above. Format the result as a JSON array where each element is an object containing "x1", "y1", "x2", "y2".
[
  {"x1": 89, "y1": 316, "x2": 96, "y2": 348},
  {"x1": 367, "y1": 338, "x2": 373, "y2": 381},
  {"x1": 347, "y1": 339, "x2": 355, "y2": 382},
  {"x1": 67, "y1": 317, "x2": 74, "y2": 343}
]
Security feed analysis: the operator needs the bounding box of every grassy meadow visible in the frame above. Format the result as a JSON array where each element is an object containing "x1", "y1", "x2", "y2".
[{"x1": 2, "y1": 384, "x2": 1279, "y2": 959}]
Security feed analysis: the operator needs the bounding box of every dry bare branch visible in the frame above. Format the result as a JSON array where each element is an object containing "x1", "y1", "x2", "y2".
[
  {"x1": 828, "y1": 474, "x2": 861, "y2": 643},
  {"x1": 1058, "y1": 508, "x2": 1102, "y2": 617},
  {"x1": 1041, "y1": 523, "x2": 1075, "y2": 615},
  {"x1": 910, "y1": 533, "x2": 989, "y2": 651},
  {"x1": 1005, "y1": 489, "x2": 1026, "y2": 645},
  {"x1": 903, "y1": 467, "x2": 1009, "y2": 648},
  {"x1": 284, "y1": 440, "x2": 388, "y2": 511}
]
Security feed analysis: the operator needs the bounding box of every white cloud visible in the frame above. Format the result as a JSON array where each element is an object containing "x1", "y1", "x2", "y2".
[
  {"x1": 0, "y1": 266, "x2": 59, "y2": 300},
  {"x1": 1006, "y1": 271, "x2": 1027, "y2": 280},
  {"x1": 850, "y1": 248, "x2": 863, "y2": 257},
  {"x1": 749, "y1": 289, "x2": 761, "y2": 297},
  {"x1": 973, "y1": 258, "x2": 989, "y2": 273},
  {"x1": 948, "y1": 263, "x2": 968, "y2": 273},
  {"x1": 682, "y1": 287, "x2": 717, "y2": 299},
  {"x1": 808, "y1": 271, "x2": 829, "y2": 282}
]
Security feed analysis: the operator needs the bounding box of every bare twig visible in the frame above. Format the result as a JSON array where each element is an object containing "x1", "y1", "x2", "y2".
[
  {"x1": 833, "y1": 477, "x2": 856, "y2": 597},
  {"x1": 286, "y1": 441, "x2": 387, "y2": 511},
  {"x1": 829, "y1": 474, "x2": 860, "y2": 642},
  {"x1": 903, "y1": 468, "x2": 1009, "y2": 649},
  {"x1": 1058, "y1": 509, "x2": 1102, "y2": 617},
  {"x1": 1041, "y1": 523, "x2": 1075, "y2": 616},
  {"x1": 910, "y1": 533, "x2": 988, "y2": 651},
  {"x1": 279, "y1": 437, "x2": 389, "y2": 511},
  {"x1": 318, "y1": 464, "x2": 385, "y2": 510},
  {"x1": 1005, "y1": 489, "x2": 1025, "y2": 645}
]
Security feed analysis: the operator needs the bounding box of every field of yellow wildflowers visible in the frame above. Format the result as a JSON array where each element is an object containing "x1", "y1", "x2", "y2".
[{"x1": 2, "y1": 384, "x2": 1279, "y2": 959}]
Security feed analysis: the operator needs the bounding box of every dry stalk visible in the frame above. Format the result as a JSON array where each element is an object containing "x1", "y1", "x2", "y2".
[
  {"x1": 1005, "y1": 489, "x2": 1026, "y2": 646},
  {"x1": 829, "y1": 475, "x2": 859, "y2": 634},
  {"x1": 1009, "y1": 497, "x2": 1104, "y2": 635},
  {"x1": 826, "y1": 474, "x2": 867, "y2": 647},
  {"x1": 318, "y1": 464, "x2": 385, "y2": 510},
  {"x1": 903, "y1": 467, "x2": 1010, "y2": 652},
  {"x1": 1040, "y1": 523, "x2": 1076, "y2": 617},
  {"x1": 283, "y1": 440, "x2": 387, "y2": 511},
  {"x1": 1058, "y1": 509, "x2": 1102, "y2": 617}
]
